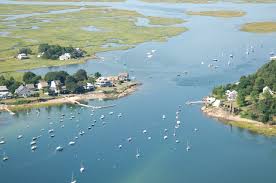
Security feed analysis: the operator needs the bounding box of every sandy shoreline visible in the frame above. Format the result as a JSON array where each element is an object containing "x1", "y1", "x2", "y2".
[
  {"x1": 201, "y1": 106, "x2": 276, "y2": 136},
  {"x1": 0, "y1": 82, "x2": 140, "y2": 112}
]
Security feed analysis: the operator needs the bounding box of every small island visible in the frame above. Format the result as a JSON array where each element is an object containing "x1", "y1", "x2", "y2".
[
  {"x1": 202, "y1": 59, "x2": 276, "y2": 136},
  {"x1": 240, "y1": 22, "x2": 276, "y2": 33},
  {"x1": 186, "y1": 10, "x2": 246, "y2": 18},
  {"x1": 0, "y1": 69, "x2": 140, "y2": 112}
]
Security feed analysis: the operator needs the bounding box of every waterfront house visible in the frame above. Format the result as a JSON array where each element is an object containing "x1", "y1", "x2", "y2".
[
  {"x1": 50, "y1": 80, "x2": 62, "y2": 93},
  {"x1": 15, "y1": 85, "x2": 32, "y2": 98},
  {"x1": 37, "y1": 80, "x2": 49, "y2": 90},
  {"x1": 0, "y1": 86, "x2": 11, "y2": 99},
  {"x1": 95, "y1": 77, "x2": 112, "y2": 87},
  {"x1": 25, "y1": 84, "x2": 36, "y2": 91},
  {"x1": 270, "y1": 56, "x2": 276, "y2": 61},
  {"x1": 59, "y1": 53, "x2": 71, "y2": 61},
  {"x1": 118, "y1": 72, "x2": 129, "y2": 82},
  {"x1": 85, "y1": 83, "x2": 95, "y2": 91},
  {"x1": 263, "y1": 86, "x2": 274, "y2": 95},
  {"x1": 212, "y1": 99, "x2": 221, "y2": 108},
  {"x1": 206, "y1": 97, "x2": 216, "y2": 105},
  {"x1": 17, "y1": 53, "x2": 29, "y2": 60},
  {"x1": 225, "y1": 90, "x2": 238, "y2": 101}
]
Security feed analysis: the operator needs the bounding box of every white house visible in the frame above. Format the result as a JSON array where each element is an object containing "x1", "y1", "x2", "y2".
[
  {"x1": 263, "y1": 86, "x2": 274, "y2": 95},
  {"x1": 50, "y1": 80, "x2": 61, "y2": 93},
  {"x1": 37, "y1": 80, "x2": 49, "y2": 90},
  {"x1": 59, "y1": 53, "x2": 71, "y2": 61},
  {"x1": 225, "y1": 90, "x2": 238, "y2": 101},
  {"x1": 0, "y1": 86, "x2": 11, "y2": 99},
  {"x1": 86, "y1": 83, "x2": 95, "y2": 90},
  {"x1": 17, "y1": 53, "x2": 29, "y2": 60},
  {"x1": 206, "y1": 97, "x2": 216, "y2": 104},
  {"x1": 212, "y1": 99, "x2": 221, "y2": 108},
  {"x1": 270, "y1": 56, "x2": 276, "y2": 61}
]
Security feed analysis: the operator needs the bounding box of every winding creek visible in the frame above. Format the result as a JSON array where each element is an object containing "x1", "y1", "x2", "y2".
[{"x1": 1, "y1": 0, "x2": 276, "y2": 183}]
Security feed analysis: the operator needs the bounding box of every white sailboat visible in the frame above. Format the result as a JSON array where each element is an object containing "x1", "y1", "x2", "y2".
[
  {"x1": 71, "y1": 173, "x2": 77, "y2": 183},
  {"x1": 80, "y1": 161, "x2": 85, "y2": 173},
  {"x1": 2, "y1": 152, "x2": 8, "y2": 161},
  {"x1": 186, "y1": 141, "x2": 191, "y2": 152},
  {"x1": 136, "y1": 148, "x2": 140, "y2": 159}
]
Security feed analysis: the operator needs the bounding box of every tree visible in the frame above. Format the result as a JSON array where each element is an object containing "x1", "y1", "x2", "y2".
[
  {"x1": 237, "y1": 92, "x2": 246, "y2": 107},
  {"x1": 19, "y1": 48, "x2": 32, "y2": 55},
  {"x1": 44, "y1": 71, "x2": 69, "y2": 84},
  {"x1": 74, "y1": 69, "x2": 87, "y2": 82},
  {"x1": 65, "y1": 76, "x2": 78, "y2": 93},
  {"x1": 94, "y1": 72, "x2": 101, "y2": 79},
  {"x1": 23, "y1": 72, "x2": 41, "y2": 84}
]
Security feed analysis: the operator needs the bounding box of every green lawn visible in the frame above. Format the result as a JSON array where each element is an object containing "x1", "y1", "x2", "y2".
[{"x1": 0, "y1": 5, "x2": 187, "y2": 78}]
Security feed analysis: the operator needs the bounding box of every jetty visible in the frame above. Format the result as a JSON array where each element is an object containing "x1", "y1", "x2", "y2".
[
  {"x1": 185, "y1": 101, "x2": 204, "y2": 105},
  {"x1": 66, "y1": 98, "x2": 116, "y2": 109},
  {"x1": 0, "y1": 105, "x2": 15, "y2": 115}
]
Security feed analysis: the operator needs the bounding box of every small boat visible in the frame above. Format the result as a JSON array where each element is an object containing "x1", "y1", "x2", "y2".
[
  {"x1": 68, "y1": 141, "x2": 76, "y2": 146},
  {"x1": 31, "y1": 145, "x2": 37, "y2": 151},
  {"x1": 164, "y1": 129, "x2": 168, "y2": 132},
  {"x1": 100, "y1": 115, "x2": 105, "y2": 120},
  {"x1": 79, "y1": 131, "x2": 85, "y2": 136},
  {"x1": 162, "y1": 115, "x2": 166, "y2": 119},
  {"x1": 17, "y1": 135, "x2": 23, "y2": 139},
  {"x1": 229, "y1": 54, "x2": 233, "y2": 58},
  {"x1": 2, "y1": 153, "x2": 8, "y2": 162},
  {"x1": 136, "y1": 149, "x2": 140, "y2": 159},
  {"x1": 175, "y1": 139, "x2": 180, "y2": 143},
  {"x1": 186, "y1": 141, "x2": 191, "y2": 152},
  {"x1": 151, "y1": 49, "x2": 156, "y2": 53},
  {"x1": 147, "y1": 136, "x2": 152, "y2": 140},
  {"x1": 109, "y1": 112, "x2": 114, "y2": 115},
  {"x1": 118, "y1": 113, "x2": 122, "y2": 118},
  {"x1": 32, "y1": 137, "x2": 38, "y2": 141},
  {"x1": 48, "y1": 129, "x2": 54, "y2": 134},
  {"x1": 56, "y1": 146, "x2": 64, "y2": 152},
  {"x1": 0, "y1": 140, "x2": 5, "y2": 145},
  {"x1": 212, "y1": 59, "x2": 218, "y2": 62},
  {"x1": 80, "y1": 162, "x2": 85, "y2": 173},
  {"x1": 71, "y1": 173, "x2": 77, "y2": 183},
  {"x1": 118, "y1": 144, "x2": 123, "y2": 149},
  {"x1": 194, "y1": 128, "x2": 198, "y2": 132},
  {"x1": 142, "y1": 129, "x2": 147, "y2": 134},
  {"x1": 127, "y1": 137, "x2": 132, "y2": 142},
  {"x1": 201, "y1": 61, "x2": 204, "y2": 65},
  {"x1": 30, "y1": 141, "x2": 36, "y2": 146},
  {"x1": 50, "y1": 134, "x2": 55, "y2": 138},
  {"x1": 147, "y1": 54, "x2": 153, "y2": 58},
  {"x1": 163, "y1": 135, "x2": 168, "y2": 140},
  {"x1": 173, "y1": 129, "x2": 176, "y2": 137},
  {"x1": 176, "y1": 120, "x2": 181, "y2": 125}
]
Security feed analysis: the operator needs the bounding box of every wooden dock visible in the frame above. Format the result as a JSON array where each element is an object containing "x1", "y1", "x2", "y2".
[{"x1": 185, "y1": 101, "x2": 204, "y2": 105}]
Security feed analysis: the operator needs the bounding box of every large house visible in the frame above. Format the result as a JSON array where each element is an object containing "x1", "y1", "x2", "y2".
[
  {"x1": 0, "y1": 86, "x2": 11, "y2": 99},
  {"x1": 37, "y1": 80, "x2": 49, "y2": 90},
  {"x1": 25, "y1": 84, "x2": 36, "y2": 91},
  {"x1": 95, "y1": 77, "x2": 112, "y2": 87},
  {"x1": 15, "y1": 85, "x2": 32, "y2": 97}
]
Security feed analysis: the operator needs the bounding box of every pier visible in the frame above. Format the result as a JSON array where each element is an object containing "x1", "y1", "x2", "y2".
[
  {"x1": 66, "y1": 98, "x2": 116, "y2": 109},
  {"x1": 185, "y1": 101, "x2": 205, "y2": 105}
]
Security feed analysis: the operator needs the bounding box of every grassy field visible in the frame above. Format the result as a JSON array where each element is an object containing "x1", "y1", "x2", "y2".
[
  {"x1": 240, "y1": 22, "x2": 276, "y2": 33},
  {"x1": 0, "y1": 5, "x2": 187, "y2": 78},
  {"x1": 147, "y1": 16, "x2": 186, "y2": 25},
  {"x1": 186, "y1": 10, "x2": 246, "y2": 18}
]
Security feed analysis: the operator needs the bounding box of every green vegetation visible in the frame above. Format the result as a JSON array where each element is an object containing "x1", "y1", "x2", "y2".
[
  {"x1": 0, "y1": 75, "x2": 22, "y2": 93},
  {"x1": 240, "y1": 22, "x2": 276, "y2": 33},
  {"x1": 186, "y1": 10, "x2": 246, "y2": 18},
  {"x1": 212, "y1": 60, "x2": 276, "y2": 123},
  {"x1": 0, "y1": 4, "x2": 187, "y2": 77},
  {"x1": 147, "y1": 16, "x2": 185, "y2": 25}
]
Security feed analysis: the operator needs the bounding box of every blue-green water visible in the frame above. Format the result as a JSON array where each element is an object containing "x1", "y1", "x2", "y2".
[{"x1": 1, "y1": 1, "x2": 276, "y2": 183}]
